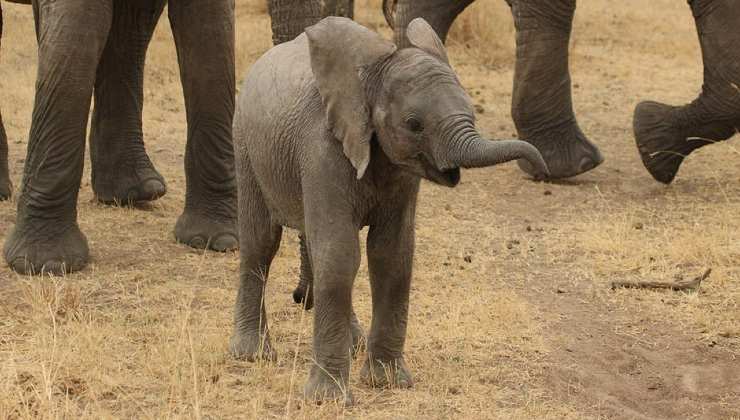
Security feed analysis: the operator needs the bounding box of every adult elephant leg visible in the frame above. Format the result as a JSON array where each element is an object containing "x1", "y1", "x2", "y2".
[
  {"x1": 269, "y1": 0, "x2": 321, "y2": 45},
  {"x1": 0, "y1": 4, "x2": 10, "y2": 201},
  {"x1": 0, "y1": 109, "x2": 9, "y2": 201},
  {"x1": 268, "y1": 0, "x2": 354, "y2": 46},
  {"x1": 3, "y1": 0, "x2": 113, "y2": 275},
  {"x1": 383, "y1": 0, "x2": 474, "y2": 48},
  {"x1": 169, "y1": 0, "x2": 238, "y2": 252},
  {"x1": 509, "y1": 0, "x2": 603, "y2": 179},
  {"x1": 634, "y1": 0, "x2": 740, "y2": 184},
  {"x1": 90, "y1": 0, "x2": 167, "y2": 205},
  {"x1": 325, "y1": 0, "x2": 354, "y2": 19}
]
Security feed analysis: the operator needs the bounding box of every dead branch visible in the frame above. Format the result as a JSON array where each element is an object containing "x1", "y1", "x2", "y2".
[{"x1": 610, "y1": 268, "x2": 711, "y2": 292}]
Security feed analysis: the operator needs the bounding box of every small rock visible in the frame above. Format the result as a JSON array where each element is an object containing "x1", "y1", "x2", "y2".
[
  {"x1": 556, "y1": 288, "x2": 567, "y2": 294},
  {"x1": 464, "y1": 255, "x2": 472, "y2": 263},
  {"x1": 448, "y1": 386, "x2": 461, "y2": 395},
  {"x1": 633, "y1": 222, "x2": 644, "y2": 230},
  {"x1": 474, "y1": 104, "x2": 485, "y2": 114},
  {"x1": 544, "y1": 190, "x2": 552, "y2": 196},
  {"x1": 526, "y1": 225, "x2": 532, "y2": 232}
]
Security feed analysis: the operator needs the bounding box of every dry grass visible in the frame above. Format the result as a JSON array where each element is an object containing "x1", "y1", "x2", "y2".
[
  {"x1": 447, "y1": 0, "x2": 514, "y2": 69},
  {"x1": 1, "y1": 0, "x2": 739, "y2": 419}
]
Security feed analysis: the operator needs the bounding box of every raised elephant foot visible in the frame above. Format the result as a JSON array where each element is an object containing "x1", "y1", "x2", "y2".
[
  {"x1": 360, "y1": 356, "x2": 414, "y2": 389},
  {"x1": 634, "y1": 101, "x2": 737, "y2": 184},
  {"x1": 303, "y1": 365, "x2": 353, "y2": 406},
  {"x1": 3, "y1": 222, "x2": 89, "y2": 275},
  {"x1": 517, "y1": 123, "x2": 604, "y2": 180},
  {"x1": 229, "y1": 330, "x2": 277, "y2": 362},
  {"x1": 174, "y1": 210, "x2": 238, "y2": 252},
  {"x1": 93, "y1": 161, "x2": 167, "y2": 205}
]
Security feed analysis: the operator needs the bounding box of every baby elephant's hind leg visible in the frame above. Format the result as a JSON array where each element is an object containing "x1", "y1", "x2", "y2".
[{"x1": 230, "y1": 165, "x2": 281, "y2": 362}]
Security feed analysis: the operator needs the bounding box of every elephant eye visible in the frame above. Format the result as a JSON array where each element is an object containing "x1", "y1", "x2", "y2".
[{"x1": 405, "y1": 116, "x2": 423, "y2": 133}]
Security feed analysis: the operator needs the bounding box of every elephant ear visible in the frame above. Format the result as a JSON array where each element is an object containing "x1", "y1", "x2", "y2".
[
  {"x1": 306, "y1": 17, "x2": 397, "y2": 179},
  {"x1": 406, "y1": 18, "x2": 450, "y2": 64}
]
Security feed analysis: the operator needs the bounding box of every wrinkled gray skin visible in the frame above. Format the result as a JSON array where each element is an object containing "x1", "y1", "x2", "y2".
[
  {"x1": 383, "y1": 0, "x2": 740, "y2": 184},
  {"x1": 383, "y1": 0, "x2": 603, "y2": 180},
  {"x1": 268, "y1": 0, "x2": 354, "y2": 45},
  {"x1": 0, "y1": 1, "x2": 12, "y2": 201},
  {"x1": 231, "y1": 17, "x2": 548, "y2": 404},
  {"x1": 634, "y1": 0, "x2": 740, "y2": 183},
  {"x1": 266, "y1": 0, "x2": 358, "y2": 344},
  {"x1": 2, "y1": 0, "x2": 238, "y2": 275}
]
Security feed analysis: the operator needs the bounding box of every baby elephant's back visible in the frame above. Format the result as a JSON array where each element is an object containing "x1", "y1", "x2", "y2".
[{"x1": 235, "y1": 34, "x2": 317, "y2": 147}]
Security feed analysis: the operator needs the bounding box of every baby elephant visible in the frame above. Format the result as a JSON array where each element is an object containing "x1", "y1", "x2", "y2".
[{"x1": 231, "y1": 17, "x2": 548, "y2": 403}]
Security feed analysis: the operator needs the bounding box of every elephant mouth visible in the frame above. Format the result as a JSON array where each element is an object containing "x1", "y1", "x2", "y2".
[{"x1": 421, "y1": 157, "x2": 460, "y2": 187}]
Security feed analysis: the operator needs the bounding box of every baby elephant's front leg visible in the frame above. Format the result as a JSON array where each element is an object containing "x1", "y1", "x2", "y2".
[
  {"x1": 303, "y1": 225, "x2": 360, "y2": 405},
  {"x1": 361, "y1": 210, "x2": 415, "y2": 389}
]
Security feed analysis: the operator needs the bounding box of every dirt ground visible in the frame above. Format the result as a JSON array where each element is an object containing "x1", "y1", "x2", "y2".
[{"x1": 1, "y1": 1, "x2": 738, "y2": 419}]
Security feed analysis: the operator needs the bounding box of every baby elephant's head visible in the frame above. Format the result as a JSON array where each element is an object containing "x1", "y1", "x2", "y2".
[{"x1": 306, "y1": 17, "x2": 549, "y2": 185}]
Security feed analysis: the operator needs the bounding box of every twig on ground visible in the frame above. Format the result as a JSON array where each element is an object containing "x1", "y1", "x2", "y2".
[{"x1": 610, "y1": 268, "x2": 711, "y2": 292}]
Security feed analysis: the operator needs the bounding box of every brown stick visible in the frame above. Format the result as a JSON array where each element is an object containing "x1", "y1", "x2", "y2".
[{"x1": 610, "y1": 269, "x2": 711, "y2": 292}]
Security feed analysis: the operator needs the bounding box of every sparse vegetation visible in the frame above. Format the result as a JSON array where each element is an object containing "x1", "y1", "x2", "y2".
[{"x1": 0, "y1": 0, "x2": 738, "y2": 418}]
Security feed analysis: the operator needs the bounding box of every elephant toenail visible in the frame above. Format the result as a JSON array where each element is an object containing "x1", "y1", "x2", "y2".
[
  {"x1": 211, "y1": 234, "x2": 238, "y2": 252},
  {"x1": 140, "y1": 178, "x2": 167, "y2": 199},
  {"x1": 189, "y1": 236, "x2": 207, "y2": 249}
]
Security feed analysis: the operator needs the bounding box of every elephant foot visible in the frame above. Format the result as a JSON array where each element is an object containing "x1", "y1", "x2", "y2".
[
  {"x1": 292, "y1": 285, "x2": 313, "y2": 309},
  {"x1": 3, "y1": 221, "x2": 89, "y2": 275},
  {"x1": 634, "y1": 101, "x2": 736, "y2": 184},
  {"x1": 93, "y1": 159, "x2": 167, "y2": 205},
  {"x1": 517, "y1": 123, "x2": 604, "y2": 180},
  {"x1": 304, "y1": 366, "x2": 353, "y2": 406},
  {"x1": 360, "y1": 356, "x2": 414, "y2": 389},
  {"x1": 229, "y1": 330, "x2": 277, "y2": 362},
  {"x1": 174, "y1": 210, "x2": 238, "y2": 252},
  {"x1": 0, "y1": 179, "x2": 10, "y2": 201}
]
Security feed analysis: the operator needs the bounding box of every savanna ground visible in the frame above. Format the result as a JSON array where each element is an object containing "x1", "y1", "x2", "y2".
[{"x1": 1, "y1": 0, "x2": 739, "y2": 418}]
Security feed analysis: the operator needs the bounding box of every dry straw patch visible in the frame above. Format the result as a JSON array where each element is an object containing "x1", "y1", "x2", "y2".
[
  {"x1": 447, "y1": 0, "x2": 515, "y2": 69},
  {"x1": 554, "y1": 197, "x2": 740, "y2": 347}
]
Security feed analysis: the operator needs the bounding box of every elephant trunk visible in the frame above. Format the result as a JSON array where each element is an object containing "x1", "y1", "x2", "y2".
[{"x1": 437, "y1": 120, "x2": 550, "y2": 179}]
